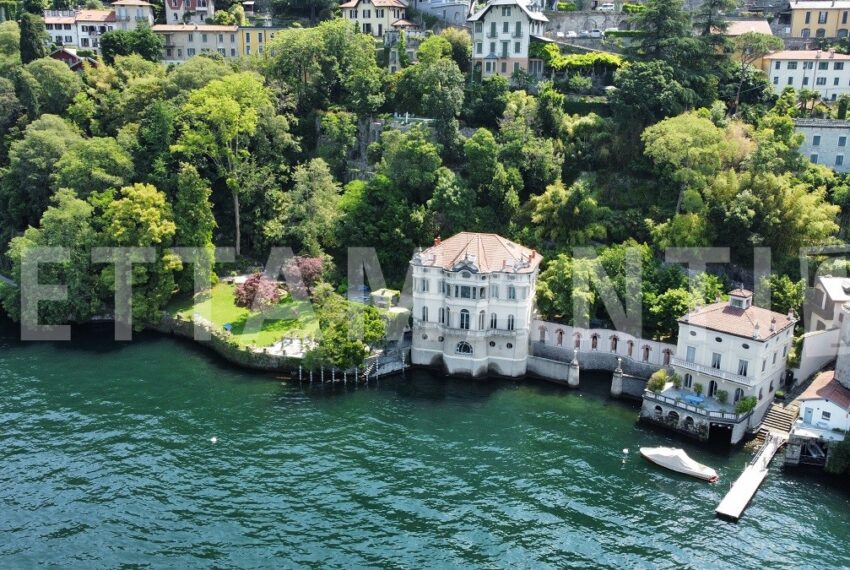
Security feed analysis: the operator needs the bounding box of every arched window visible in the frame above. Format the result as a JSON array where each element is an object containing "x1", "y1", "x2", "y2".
[
  {"x1": 539, "y1": 327, "x2": 546, "y2": 343},
  {"x1": 591, "y1": 334, "x2": 599, "y2": 350},
  {"x1": 574, "y1": 333, "x2": 581, "y2": 349},
  {"x1": 654, "y1": 405, "x2": 663, "y2": 418},
  {"x1": 490, "y1": 313, "x2": 497, "y2": 329},
  {"x1": 627, "y1": 341, "x2": 634, "y2": 358},
  {"x1": 684, "y1": 416, "x2": 695, "y2": 430},
  {"x1": 734, "y1": 388, "x2": 744, "y2": 403},
  {"x1": 478, "y1": 310, "x2": 486, "y2": 330},
  {"x1": 816, "y1": 28, "x2": 826, "y2": 38},
  {"x1": 667, "y1": 411, "x2": 679, "y2": 424},
  {"x1": 507, "y1": 315, "x2": 515, "y2": 331},
  {"x1": 642, "y1": 345, "x2": 650, "y2": 362},
  {"x1": 422, "y1": 306, "x2": 428, "y2": 322},
  {"x1": 708, "y1": 380, "x2": 718, "y2": 398},
  {"x1": 460, "y1": 309, "x2": 470, "y2": 330},
  {"x1": 684, "y1": 373, "x2": 693, "y2": 389},
  {"x1": 456, "y1": 341, "x2": 473, "y2": 355},
  {"x1": 663, "y1": 349, "x2": 672, "y2": 366},
  {"x1": 610, "y1": 336, "x2": 619, "y2": 352},
  {"x1": 556, "y1": 329, "x2": 564, "y2": 346},
  {"x1": 801, "y1": 27, "x2": 811, "y2": 38},
  {"x1": 839, "y1": 28, "x2": 849, "y2": 38}
]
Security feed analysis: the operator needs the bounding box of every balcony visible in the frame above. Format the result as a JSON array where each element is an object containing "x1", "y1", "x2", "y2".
[
  {"x1": 486, "y1": 32, "x2": 499, "y2": 38},
  {"x1": 670, "y1": 357, "x2": 752, "y2": 386},
  {"x1": 643, "y1": 389, "x2": 752, "y2": 423},
  {"x1": 413, "y1": 319, "x2": 525, "y2": 338}
]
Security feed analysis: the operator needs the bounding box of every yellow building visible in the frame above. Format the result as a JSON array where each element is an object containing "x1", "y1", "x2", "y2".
[
  {"x1": 789, "y1": 0, "x2": 850, "y2": 39},
  {"x1": 152, "y1": 24, "x2": 286, "y2": 63}
]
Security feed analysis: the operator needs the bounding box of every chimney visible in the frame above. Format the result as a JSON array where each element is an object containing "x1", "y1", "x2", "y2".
[
  {"x1": 434, "y1": 236, "x2": 441, "y2": 246},
  {"x1": 753, "y1": 322, "x2": 761, "y2": 339},
  {"x1": 770, "y1": 317, "x2": 776, "y2": 333}
]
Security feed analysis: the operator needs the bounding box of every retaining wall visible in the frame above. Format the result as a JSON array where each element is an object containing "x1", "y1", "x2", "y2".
[{"x1": 792, "y1": 327, "x2": 839, "y2": 383}]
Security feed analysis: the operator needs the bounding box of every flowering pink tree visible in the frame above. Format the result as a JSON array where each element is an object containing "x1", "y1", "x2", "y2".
[
  {"x1": 234, "y1": 273, "x2": 280, "y2": 309},
  {"x1": 285, "y1": 256, "x2": 324, "y2": 296}
]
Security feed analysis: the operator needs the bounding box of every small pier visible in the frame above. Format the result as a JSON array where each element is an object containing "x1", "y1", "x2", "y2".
[{"x1": 716, "y1": 432, "x2": 786, "y2": 521}]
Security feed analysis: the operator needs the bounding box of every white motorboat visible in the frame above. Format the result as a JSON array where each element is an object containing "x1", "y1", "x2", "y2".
[{"x1": 640, "y1": 446, "x2": 719, "y2": 482}]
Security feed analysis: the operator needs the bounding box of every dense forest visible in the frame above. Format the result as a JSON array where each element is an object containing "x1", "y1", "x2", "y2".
[{"x1": 0, "y1": 0, "x2": 848, "y2": 346}]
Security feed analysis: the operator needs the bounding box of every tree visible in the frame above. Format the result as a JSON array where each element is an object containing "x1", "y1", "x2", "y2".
[
  {"x1": 529, "y1": 177, "x2": 611, "y2": 247},
  {"x1": 281, "y1": 158, "x2": 342, "y2": 257},
  {"x1": 627, "y1": 0, "x2": 691, "y2": 61},
  {"x1": 52, "y1": 137, "x2": 134, "y2": 197},
  {"x1": 100, "y1": 25, "x2": 163, "y2": 64},
  {"x1": 759, "y1": 274, "x2": 803, "y2": 317},
  {"x1": 463, "y1": 128, "x2": 500, "y2": 191},
  {"x1": 440, "y1": 27, "x2": 472, "y2": 73},
  {"x1": 22, "y1": 57, "x2": 83, "y2": 115},
  {"x1": 378, "y1": 126, "x2": 442, "y2": 204},
  {"x1": 235, "y1": 273, "x2": 281, "y2": 309},
  {"x1": 22, "y1": 0, "x2": 48, "y2": 15},
  {"x1": 694, "y1": 0, "x2": 737, "y2": 36},
  {"x1": 397, "y1": 30, "x2": 409, "y2": 68},
  {"x1": 164, "y1": 55, "x2": 233, "y2": 96},
  {"x1": 733, "y1": 32, "x2": 783, "y2": 111},
  {"x1": 99, "y1": 183, "x2": 180, "y2": 326},
  {"x1": 309, "y1": 291, "x2": 386, "y2": 368},
  {"x1": 418, "y1": 58, "x2": 465, "y2": 153},
  {"x1": 285, "y1": 256, "x2": 324, "y2": 295},
  {"x1": 213, "y1": 9, "x2": 237, "y2": 24},
  {"x1": 464, "y1": 75, "x2": 509, "y2": 128},
  {"x1": 416, "y1": 35, "x2": 453, "y2": 65},
  {"x1": 425, "y1": 167, "x2": 475, "y2": 236},
  {"x1": 172, "y1": 72, "x2": 273, "y2": 256},
  {"x1": 318, "y1": 110, "x2": 358, "y2": 180},
  {"x1": 611, "y1": 60, "x2": 688, "y2": 127},
  {"x1": 19, "y1": 13, "x2": 47, "y2": 64},
  {"x1": 1, "y1": 115, "x2": 81, "y2": 231},
  {"x1": 0, "y1": 20, "x2": 21, "y2": 72},
  {"x1": 173, "y1": 164, "x2": 216, "y2": 291}
]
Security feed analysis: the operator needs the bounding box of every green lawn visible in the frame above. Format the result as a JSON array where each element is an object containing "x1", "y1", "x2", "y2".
[{"x1": 168, "y1": 282, "x2": 319, "y2": 348}]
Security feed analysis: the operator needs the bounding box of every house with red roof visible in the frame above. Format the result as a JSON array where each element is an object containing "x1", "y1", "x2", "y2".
[
  {"x1": 339, "y1": 0, "x2": 412, "y2": 38},
  {"x1": 798, "y1": 370, "x2": 850, "y2": 433}
]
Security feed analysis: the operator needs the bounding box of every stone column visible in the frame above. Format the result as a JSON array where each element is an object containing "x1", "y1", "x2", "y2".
[
  {"x1": 611, "y1": 357, "x2": 623, "y2": 398},
  {"x1": 568, "y1": 356, "x2": 580, "y2": 388}
]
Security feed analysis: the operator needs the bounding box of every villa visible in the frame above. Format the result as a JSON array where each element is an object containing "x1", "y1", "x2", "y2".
[
  {"x1": 641, "y1": 289, "x2": 796, "y2": 445},
  {"x1": 468, "y1": 0, "x2": 547, "y2": 79},
  {"x1": 410, "y1": 232, "x2": 542, "y2": 378}
]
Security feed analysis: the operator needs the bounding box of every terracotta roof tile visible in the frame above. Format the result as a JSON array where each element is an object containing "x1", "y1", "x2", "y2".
[
  {"x1": 680, "y1": 300, "x2": 793, "y2": 340},
  {"x1": 414, "y1": 232, "x2": 542, "y2": 274},
  {"x1": 800, "y1": 371, "x2": 850, "y2": 409}
]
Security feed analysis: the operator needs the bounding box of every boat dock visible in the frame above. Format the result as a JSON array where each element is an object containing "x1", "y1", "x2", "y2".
[{"x1": 716, "y1": 432, "x2": 786, "y2": 521}]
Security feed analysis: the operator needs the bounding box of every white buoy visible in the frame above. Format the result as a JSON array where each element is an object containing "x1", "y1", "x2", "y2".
[
  {"x1": 623, "y1": 448, "x2": 629, "y2": 454},
  {"x1": 210, "y1": 436, "x2": 218, "y2": 444}
]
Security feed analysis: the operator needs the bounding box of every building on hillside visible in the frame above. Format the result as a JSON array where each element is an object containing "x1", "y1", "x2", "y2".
[
  {"x1": 793, "y1": 119, "x2": 850, "y2": 172},
  {"x1": 762, "y1": 50, "x2": 850, "y2": 101},
  {"x1": 339, "y1": 0, "x2": 409, "y2": 38},
  {"x1": 641, "y1": 289, "x2": 796, "y2": 445},
  {"x1": 798, "y1": 370, "x2": 850, "y2": 432},
  {"x1": 807, "y1": 275, "x2": 850, "y2": 331},
  {"x1": 789, "y1": 0, "x2": 850, "y2": 39},
  {"x1": 44, "y1": 9, "x2": 117, "y2": 54},
  {"x1": 468, "y1": 0, "x2": 547, "y2": 80},
  {"x1": 409, "y1": 0, "x2": 472, "y2": 26},
  {"x1": 152, "y1": 24, "x2": 239, "y2": 63},
  {"x1": 239, "y1": 26, "x2": 283, "y2": 55},
  {"x1": 384, "y1": 27, "x2": 426, "y2": 73},
  {"x1": 165, "y1": 0, "x2": 215, "y2": 24},
  {"x1": 49, "y1": 47, "x2": 99, "y2": 71},
  {"x1": 410, "y1": 232, "x2": 542, "y2": 378},
  {"x1": 111, "y1": 0, "x2": 155, "y2": 30}
]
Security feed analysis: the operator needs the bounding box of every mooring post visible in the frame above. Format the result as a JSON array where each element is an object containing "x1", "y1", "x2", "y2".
[
  {"x1": 309, "y1": 369, "x2": 313, "y2": 383},
  {"x1": 332, "y1": 368, "x2": 336, "y2": 383},
  {"x1": 321, "y1": 367, "x2": 324, "y2": 383},
  {"x1": 298, "y1": 365, "x2": 302, "y2": 382}
]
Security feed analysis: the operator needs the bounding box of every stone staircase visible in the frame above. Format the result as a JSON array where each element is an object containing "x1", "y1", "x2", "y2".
[{"x1": 754, "y1": 403, "x2": 798, "y2": 445}]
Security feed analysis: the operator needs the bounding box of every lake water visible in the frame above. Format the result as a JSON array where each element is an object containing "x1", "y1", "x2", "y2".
[{"x1": 1, "y1": 319, "x2": 849, "y2": 568}]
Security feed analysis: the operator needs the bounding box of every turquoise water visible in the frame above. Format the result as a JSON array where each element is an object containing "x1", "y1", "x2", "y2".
[{"x1": 1, "y1": 319, "x2": 849, "y2": 568}]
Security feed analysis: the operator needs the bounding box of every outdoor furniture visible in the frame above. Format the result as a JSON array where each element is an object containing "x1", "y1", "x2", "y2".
[{"x1": 684, "y1": 395, "x2": 704, "y2": 406}]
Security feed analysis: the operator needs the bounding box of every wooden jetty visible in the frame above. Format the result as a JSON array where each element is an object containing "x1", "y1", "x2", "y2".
[{"x1": 716, "y1": 432, "x2": 786, "y2": 521}]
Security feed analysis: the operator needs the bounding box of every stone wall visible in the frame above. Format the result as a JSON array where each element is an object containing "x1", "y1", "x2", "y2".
[
  {"x1": 526, "y1": 355, "x2": 571, "y2": 384},
  {"x1": 639, "y1": 396, "x2": 752, "y2": 445},
  {"x1": 541, "y1": 10, "x2": 631, "y2": 34},
  {"x1": 792, "y1": 327, "x2": 839, "y2": 383}
]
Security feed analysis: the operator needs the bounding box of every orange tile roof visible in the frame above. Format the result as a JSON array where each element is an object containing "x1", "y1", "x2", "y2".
[
  {"x1": 680, "y1": 300, "x2": 793, "y2": 340},
  {"x1": 75, "y1": 9, "x2": 116, "y2": 21},
  {"x1": 414, "y1": 232, "x2": 542, "y2": 274},
  {"x1": 340, "y1": 0, "x2": 407, "y2": 8},
  {"x1": 152, "y1": 24, "x2": 239, "y2": 32},
  {"x1": 722, "y1": 19, "x2": 772, "y2": 36},
  {"x1": 800, "y1": 371, "x2": 850, "y2": 409},
  {"x1": 764, "y1": 50, "x2": 850, "y2": 61}
]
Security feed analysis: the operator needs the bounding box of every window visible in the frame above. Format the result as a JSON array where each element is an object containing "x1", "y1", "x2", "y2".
[
  {"x1": 456, "y1": 341, "x2": 473, "y2": 355},
  {"x1": 420, "y1": 278, "x2": 429, "y2": 293},
  {"x1": 230, "y1": 34, "x2": 236, "y2": 42},
  {"x1": 819, "y1": 10, "x2": 828, "y2": 24},
  {"x1": 610, "y1": 336, "x2": 618, "y2": 352},
  {"x1": 459, "y1": 286, "x2": 471, "y2": 299},
  {"x1": 201, "y1": 33, "x2": 208, "y2": 43},
  {"x1": 787, "y1": 61, "x2": 798, "y2": 70},
  {"x1": 642, "y1": 345, "x2": 650, "y2": 362},
  {"x1": 421, "y1": 306, "x2": 428, "y2": 322},
  {"x1": 514, "y1": 41, "x2": 520, "y2": 54},
  {"x1": 460, "y1": 309, "x2": 470, "y2": 330},
  {"x1": 218, "y1": 33, "x2": 223, "y2": 42},
  {"x1": 762, "y1": 359, "x2": 766, "y2": 372},
  {"x1": 501, "y1": 62, "x2": 507, "y2": 74},
  {"x1": 513, "y1": 62, "x2": 519, "y2": 73},
  {"x1": 503, "y1": 21, "x2": 509, "y2": 33},
  {"x1": 804, "y1": 61, "x2": 814, "y2": 70},
  {"x1": 557, "y1": 329, "x2": 564, "y2": 346},
  {"x1": 592, "y1": 335, "x2": 598, "y2": 350},
  {"x1": 837, "y1": 155, "x2": 845, "y2": 166},
  {"x1": 438, "y1": 307, "x2": 445, "y2": 324},
  {"x1": 816, "y1": 77, "x2": 827, "y2": 86},
  {"x1": 773, "y1": 76, "x2": 779, "y2": 85},
  {"x1": 738, "y1": 360, "x2": 749, "y2": 376},
  {"x1": 775, "y1": 61, "x2": 781, "y2": 70},
  {"x1": 231, "y1": 48, "x2": 235, "y2": 57},
  {"x1": 801, "y1": 28, "x2": 811, "y2": 38},
  {"x1": 734, "y1": 388, "x2": 744, "y2": 403},
  {"x1": 188, "y1": 47, "x2": 196, "y2": 56},
  {"x1": 813, "y1": 135, "x2": 822, "y2": 146},
  {"x1": 490, "y1": 313, "x2": 497, "y2": 329},
  {"x1": 507, "y1": 315, "x2": 515, "y2": 331},
  {"x1": 840, "y1": 136, "x2": 847, "y2": 147},
  {"x1": 507, "y1": 286, "x2": 516, "y2": 300},
  {"x1": 683, "y1": 374, "x2": 692, "y2": 389},
  {"x1": 711, "y1": 352, "x2": 721, "y2": 369},
  {"x1": 489, "y1": 284, "x2": 498, "y2": 298},
  {"x1": 803, "y1": 76, "x2": 810, "y2": 85},
  {"x1": 476, "y1": 42, "x2": 482, "y2": 54},
  {"x1": 811, "y1": 154, "x2": 819, "y2": 164},
  {"x1": 788, "y1": 77, "x2": 794, "y2": 85},
  {"x1": 258, "y1": 32, "x2": 264, "y2": 43},
  {"x1": 686, "y1": 345, "x2": 696, "y2": 363},
  {"x1": 245, "y1": 32, "x2": 251, "y2": 43},
  {"x1": 805, "y1": 11, "x2": 811, "y2": 24},
  {"x1": 845, "y1": 10, "x2": 849, "y2": 24},
  {"x1": 489, "y1": 22, "x2": 496, "y2": 37},
  {"x1": 478, "y1": 311, "x2": 485, "y2": 330},
  {"x1": 708, "y1": 380, "x2": 718, "y2": 398},
  {"x1": 823, "y1": 411, "x2": 832, "y2": 420},
  {"x1": 836, "y1": 62, "x2": 845, "y2": 70},
  {"x1": 475, "y1": 22, "x2": 482, "y2": 33},
  {"x1": 819, "y1": 61, "x2": 829, "y2": 70},
  {"x1": 515, "y1": 22, "x2": 521, "y2": 37}
]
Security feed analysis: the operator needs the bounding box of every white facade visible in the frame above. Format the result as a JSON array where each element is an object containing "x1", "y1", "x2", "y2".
[
  {"x1": 764, "y1": 50, "x2": 850, "y2": 101},
  {"x1": 44, "y1": 13, "x2": 78, "y2": 48},
  {"x1": 410, "y1": 233, "x2": 542, "y2": 378},
  {"x1": 469, "y1": 0, "x2": 547, "y2": 79},
  {"x1": 112, "y1": 0, "x2": 156, "y2": 31},
  {"x1": 799, "y1": 396, "x2": 850, "y2": 432},
  {"x1": 340, "y1": 0, "x2": 408, "y2": 38},
  {"x1": 166, "y1": 0, "x2": 215, "y2": 25},
  {"x1": 794, "y1": 119, "x2": 850, "y2": 173}
]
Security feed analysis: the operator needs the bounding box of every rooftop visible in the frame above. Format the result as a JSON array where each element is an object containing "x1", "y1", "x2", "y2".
[
  {"x1": 468, "y1": 0, "x2": 547, "y2": 23},
  {"x1": 680, "y1": 294, "x2": 794, "y2": 341},
  {"x1": 111, "y1": 0, "x2": 154, "y2": 5},
  {"x1": 340, "y1": 0, "x2": 407, "y2": 8},
  {"x1": 721, "y1": 19, "x2": 772, "y2": 36},
  {"x1": 816, "y1": 275, "x2": 850, "y2": 302},
  {"x1": 800, "y1": 370, "x2": 850, "y2": 409},
  {"x1": 763, "y1": 50, "x2": 850, "y2": 61},
  {"x1": 75, "y1": 9, "x2": 116, "y2": 21},
  {"x1": 152, "y1": 24, "x2": 240, "y2": 32},
  {"x1": 790, "y1": 0, "x2": 850, "y2": 9},
  {"x1": 413, "y1": 232, "x2": 542, "y2": 274},
  {"x1": 794, "y1": 118, "x2": 850, "y2": 129}
]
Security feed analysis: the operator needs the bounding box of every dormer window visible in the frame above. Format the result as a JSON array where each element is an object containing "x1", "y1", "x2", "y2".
[{"x1": 728, "y1": 288, "x2": 753, "y2": 309}]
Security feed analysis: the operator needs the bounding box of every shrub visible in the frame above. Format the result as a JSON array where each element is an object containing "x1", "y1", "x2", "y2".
[
  {"x1": 826, "y1": 437, "x2": 850, "y2": 475},
  {"x1": 234, "y1": 273, "x2": 280, "y2": 309},
  {"x1": 557, "y1": 2, "x2": 577, "y2": 10},
  {"x1": 775, "y1": 389, "x2": 786, "y2": 398},
  {"x1": 670, "y1": 373, "x2": 682, "y2": 389},
  {"x1": 693, "y1": 382, "x2": 704, "y2": 396},
  {"x1": 735, "y1": 396, "x2": 758, "y2": 415},
  {"x1": 647, "y1": 369, "x2": 667, "y2": 393},
  {"x1": 716, "y1": 389, "x2": 728, "y2": 404},
  {"x1": 622, "y1": 3, "x2": 645, "y2": 13}
]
